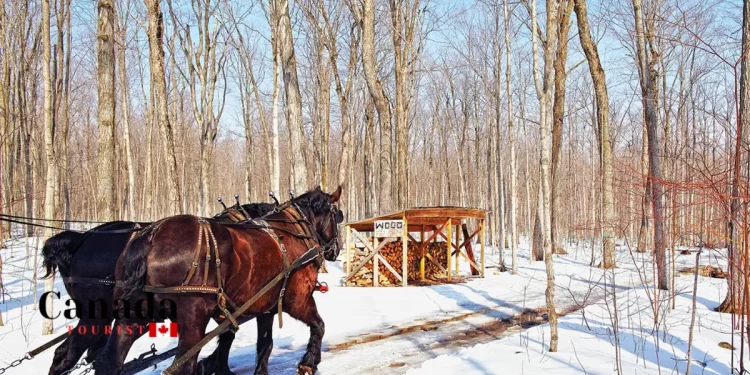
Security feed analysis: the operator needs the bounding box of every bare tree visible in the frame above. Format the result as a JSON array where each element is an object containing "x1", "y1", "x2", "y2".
[
  {"x1": 146, "y1": 0, "x2": 182, "y2": 214},
  {"x1": 96, "y1": 0, "x2": 117, "y2": 220},
  {"x1": 550, "y1": 0, "x2": 573, "y2": 252},
  {"x1": 273, "y1": 0, "x2": 308, "y2": 193},
  {"x1": 390, "y1": 0, "x2": 424, "y2": 208},
  {"x1": 353, "y1": 0, "x2": 393, "y2": 212},
  {"x1": 718, "y1": 0, "x2": 750, "y2": 314},
  {"x1": 573, "y1": 0, "x2": 615, "y2": 268},
  {"x1": 41, "y1": 0, "x2": 55, "y2": 336},
  {"x1": 169, "y1": 0, "x2": 228, "y2": 216},
  {"x1": 115, "y1": 1, "x2": 135, "y2": 220},
  {"x1": 503, "y1": 0, "x2": 518, "y2": 273},
  {"x1": 632, "y1": 0, "x2": 667, "y2": 290},
  {"x1": 530, "y1": 0, "x2": 559, "y2": 352}
]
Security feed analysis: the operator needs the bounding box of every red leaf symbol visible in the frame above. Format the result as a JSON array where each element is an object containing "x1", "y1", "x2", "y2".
[{"x1": 158, "y1": 324, "x2": 169, "y2": 335}]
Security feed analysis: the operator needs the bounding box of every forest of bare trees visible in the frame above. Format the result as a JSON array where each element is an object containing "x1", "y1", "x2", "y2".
[{"x1": 0, "y1": 0, "x2": 749, "y2": 348}]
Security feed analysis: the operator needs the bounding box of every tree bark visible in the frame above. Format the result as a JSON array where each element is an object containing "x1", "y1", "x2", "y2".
[
  {"x1": 718, "y1": 0, "x2": 750, "y2": 314},
  {"x1": 96, "y1": 0, "x2": 116, "y2": 220},
  {"x1": 574, "y1": 0, "x2": 615, "y2": 269},
  {"x1": 357, "y1": 0, "x2": 393, "y2": 212},
  {"x1": 146, "y1": 0, "x2": 182, "y2": 214},
  {"x1": 531, "y1": 0, "x2": 559, "y2": 352},
  {"x1": 41, "y1": 0, "x2": 55, "y2": 335},
  {"x1": 503, "y1": 0, "x2": 518, "y2": 274},
  {"x1": 115, "y1": 12, "x2": 135, "y2": 219},
  {"x1": 550, "y1": 0, "x2": 573, "y2": 252},
  {"x1": 274, "y1": 0, "x2": 308, "y2": 193},
  {"x1": 632, "y1": 0, "x2": 667, "y2": 290}
]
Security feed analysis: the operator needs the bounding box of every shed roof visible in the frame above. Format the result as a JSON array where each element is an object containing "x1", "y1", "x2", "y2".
[{"x1": 345, "y1": 206, "x2": 486, "y2": 232}]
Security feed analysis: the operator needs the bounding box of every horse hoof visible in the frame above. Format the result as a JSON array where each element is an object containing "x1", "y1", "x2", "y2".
[
  {"x1": 296, "y1": 365, "x2": 316, "y2": 375},
  {"x1": 197, "y1": 359, "x2": 215, "y2": 375}
]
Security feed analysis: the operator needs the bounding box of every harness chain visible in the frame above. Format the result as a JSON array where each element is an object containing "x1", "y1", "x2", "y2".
[{"x1": 0, "y1": 333, "x2": 68, "y2": 374}]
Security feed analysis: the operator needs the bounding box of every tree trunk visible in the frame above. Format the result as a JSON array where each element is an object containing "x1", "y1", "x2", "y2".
[
  {"x1": 41, "y1": 0, "x2": 55, "y2": 335},
  {"x1": 718, "y1": 0, "x2": 750, "y2": 314},
  {"x1": 274, "y1": 0, "x2": 307, "y2": 193},
  {"x1": 358, "y1": 0, "x2": 393, "y2": 212},
  {"x1": 146, "y1": 0, "x2": 182, "y2": 214},
  {"x1": 632, "y1": 0, "x2": 667, "y2": 290},
  {"x1": 532, "y1": 182, "x2": 544, "y2": 262},
  {"x1": 96, "y1": 0, "x2": 116, "y2": 220},
  {"x1": 118, "y1": 11, "x2": 135, "y2": 219},
  {"x1": 271, "y1": 47, "x2": 281, "y2": 196},
  {"x1": 503, "y1": 0, "x2": 518, "y2": 274},
  {"x1": 574, "y1": 0, "x2": 615, "y2": 269},
  {"x1": 550, "y1": 0, "x2": 573, "y2": 252},
  {"x1": 531, "y1": 0, "x2": 559, "y2": 352}
]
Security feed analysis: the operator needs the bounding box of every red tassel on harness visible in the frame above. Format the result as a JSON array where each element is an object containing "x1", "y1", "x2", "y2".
[{"x1": 315, "y1": 281, "x2": 328, "y2": 293}]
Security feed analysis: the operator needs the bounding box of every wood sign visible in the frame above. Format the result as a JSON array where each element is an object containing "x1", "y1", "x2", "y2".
[{"x1": 374, "y1": 220, "x2": 404, "y2": 238}]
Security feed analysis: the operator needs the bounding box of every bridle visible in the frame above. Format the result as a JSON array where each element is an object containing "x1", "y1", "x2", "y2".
[{"x1": 287, "y1": 199, "x2": 343, "y2": 261}]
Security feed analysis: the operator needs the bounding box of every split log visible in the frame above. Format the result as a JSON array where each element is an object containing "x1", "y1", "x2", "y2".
[{"x1": 344, "y1": 240, "x2": 448, "y2": 286}]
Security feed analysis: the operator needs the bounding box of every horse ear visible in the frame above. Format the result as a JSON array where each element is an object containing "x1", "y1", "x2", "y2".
[
  {"x1": 330, "y1": 185, "x2": 342, "y2": 203},
  {"x1": 314, "y1": 185, "x2": 322, "y2": 191}
]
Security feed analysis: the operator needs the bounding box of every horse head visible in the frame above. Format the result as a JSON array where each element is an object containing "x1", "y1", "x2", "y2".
[{"x1": 292, "y1": 185, "x2": 344, "y2": 261}]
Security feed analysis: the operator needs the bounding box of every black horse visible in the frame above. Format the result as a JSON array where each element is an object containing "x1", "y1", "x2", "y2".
[
  {"x1": 41, "y1": 202, "x2": 275, "y2": 375},
  {"x1": 94, "y1": 187, "x2": 343, "y2": 375}
]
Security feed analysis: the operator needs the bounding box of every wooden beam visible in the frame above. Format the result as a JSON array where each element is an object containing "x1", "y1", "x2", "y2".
[
  {"x1": 480, "y1": 219, "x2": 485, "y2": 277},
  {"x1": 342, "y1": 238, "x2": 395, "y2": 282},
  {"x1": 420, "y1": 225, "x2": 426, "y2": 280},
  {"x1": 463, "y1": 223, "x2": 480, "y2": 275},
  {"x1": 346, "y1": 226, "x2": 352, "y2": 275},
  {"x1": 455, "y1": 222, "x2": 460, "y2": 274},
  {"x1": 456, "y1": 248, "x2": 481, "y2": 273},
  {"x1": 373, "y1": 236, "x2": 379, "y2": 287},
  {"x1": 446, "y1": 218, "x2": 452, "y2": 281},
  {"x1": 402, "y1": 215, "x2": 408, "y2": 286},
  {"x1": 376, "y1": 254, "x2": 403, "y2": 283},
  {"x1": 425, "y1": 253, "x2": 448, "y2": 274}
]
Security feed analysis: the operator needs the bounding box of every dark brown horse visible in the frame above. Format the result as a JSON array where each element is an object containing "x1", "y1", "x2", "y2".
[
  {"x1": 94, "y1": 187, "x2": 343, "y2": 375},
  {"x1": 41, "y1": 201, "x2": 275, "y2": 375}
]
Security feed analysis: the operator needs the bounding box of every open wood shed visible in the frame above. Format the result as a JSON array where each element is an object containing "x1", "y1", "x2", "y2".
[{"x1": 342, "y1": 207, "x2": 487, "y2": 287}]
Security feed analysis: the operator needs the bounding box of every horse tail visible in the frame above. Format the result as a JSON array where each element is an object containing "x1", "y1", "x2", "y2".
[
  {"x1": 119, "y1": 226, "x2": 156, "y2": 299},
  {"x1": 41, "y1": 231, "x2": 85, "y2": 279}
]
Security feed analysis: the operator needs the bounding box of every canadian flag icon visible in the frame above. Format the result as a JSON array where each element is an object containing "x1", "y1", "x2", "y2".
[{"x1": 148, "y1": 322, "x2": 178, "y2": 338}]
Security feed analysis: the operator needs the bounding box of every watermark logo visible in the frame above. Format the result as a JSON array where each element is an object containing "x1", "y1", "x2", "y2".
[
  {"x1": 148, "y1": 322, "x2": 178, "y2": 337},
  {"x1": 39, "y1": 291, "x2": 177, "y2": 322}
]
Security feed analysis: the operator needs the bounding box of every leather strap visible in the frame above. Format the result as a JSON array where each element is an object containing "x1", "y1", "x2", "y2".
[{"x1": 162, "y1": 247, "x2": 320, "y2": 375}]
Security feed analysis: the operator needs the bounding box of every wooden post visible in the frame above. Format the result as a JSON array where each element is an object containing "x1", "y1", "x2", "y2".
[
  {"x1": 373, "y1": 236, "x2": 379, "y2": 287},
  {"x1": 420, "y1": 225, "x2": 425, "y2": 280},
  {"x1": 402, "y1": 215, "x2": 408, "y2": 286},
  {"x1": 345, "y1": 225, "x2": 351, "y2": 276},
  {"x1": 455, "y1": 221, "x2": 461, "y2": 274},
  {"x1": 447, "y1": 218, "x2": 452, "y2": 281},
  {"x1": 480, "y1": 219, "x2": 486, "y2": 277}
]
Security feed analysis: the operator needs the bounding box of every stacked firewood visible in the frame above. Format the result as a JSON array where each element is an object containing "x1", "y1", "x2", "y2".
[{"x1": 345, "y1": 240, "x2": 448, "y2": 286}]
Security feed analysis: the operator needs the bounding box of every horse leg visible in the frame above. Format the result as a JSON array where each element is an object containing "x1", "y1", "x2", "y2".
[
  {"x1": 253, "y1": 313, "x2": 275, "y2": 375},
  {"x1": 47, "y1": 319, "x2": 105, "y2": 375},
  {"x1": 93, "y1": 319, "x2": 148, "y2": 375},
  {"x1": 197, "y1": 330, "x2": 237, "y2": 375},
  {"x1": 85, "y1": 320, "x2": 113, "y2": 363},
  {"x1": 170, "y1": 300, "x2": 212, "y2": 375},
  {"x1": 286, "y1": 297, "x2": 324, "y2": 375}
]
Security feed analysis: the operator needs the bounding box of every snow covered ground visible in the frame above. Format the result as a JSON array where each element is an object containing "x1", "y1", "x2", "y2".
[{"x1": 0, "y1": 235, "x2": 745, "y2": 374}]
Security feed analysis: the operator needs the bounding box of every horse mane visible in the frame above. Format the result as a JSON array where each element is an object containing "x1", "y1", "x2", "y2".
[
  {"x1": 241, "y1": 202, "x2": 276, "y2": 218},
  {"x1": 292, "y1": 187, "x2": 330, "y2": 216}
]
